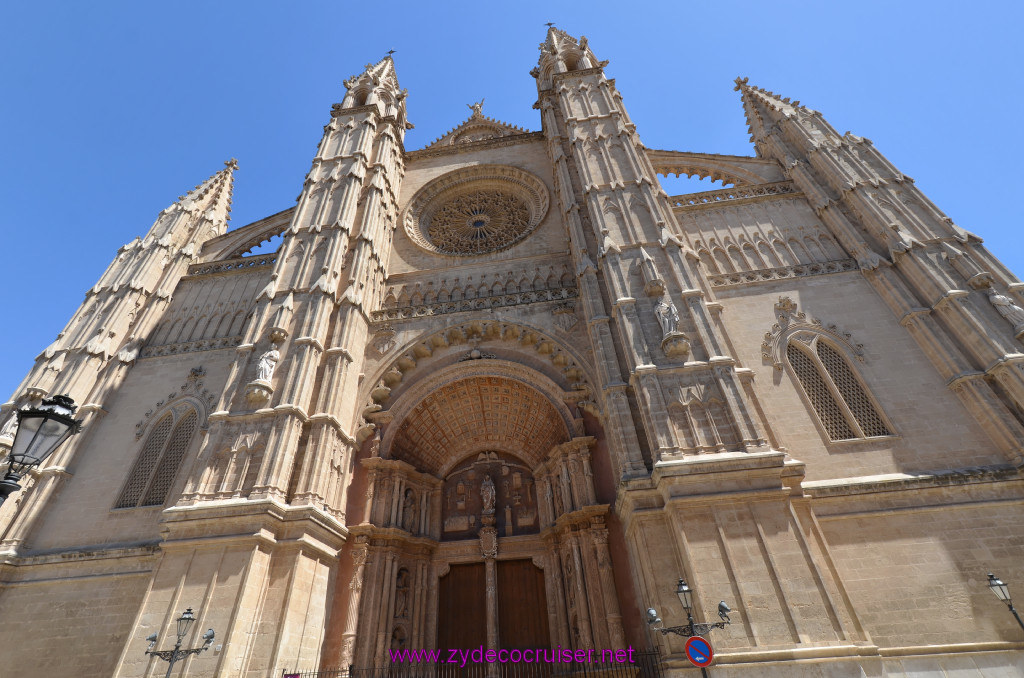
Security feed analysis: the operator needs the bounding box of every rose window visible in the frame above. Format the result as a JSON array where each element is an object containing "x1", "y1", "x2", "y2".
[
  {"x1": 403, "y1": 165, "x2": 550, "y2": 257},
  {"x1": 426, "y1": 191, "x2": 532, "y2": 255}
]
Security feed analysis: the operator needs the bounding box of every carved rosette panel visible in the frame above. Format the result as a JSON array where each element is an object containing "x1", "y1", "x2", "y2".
[
  {"x1": 403, "y1": 165, "x2": 550, "y2": 257},
  {"x1": 441, "y1": 451, "x2": 539, "y2": 540}
]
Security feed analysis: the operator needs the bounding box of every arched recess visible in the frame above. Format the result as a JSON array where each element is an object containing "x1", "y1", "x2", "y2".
[
  {"x1": 378, "y1": 360, "x2": 580, "y2": 476},
  {"x1": 359, "y1": 317, "x2": 600, "y2": 444}
]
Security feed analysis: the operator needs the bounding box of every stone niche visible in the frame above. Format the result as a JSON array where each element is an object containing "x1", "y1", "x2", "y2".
[{"x1": 441, "y1": 451, "x2": 538, "y2": 540}]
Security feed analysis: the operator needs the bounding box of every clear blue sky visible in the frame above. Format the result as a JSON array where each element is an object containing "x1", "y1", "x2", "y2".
[{"x1": 1, "y1": 1, "x2": 1021, "y2": 402}]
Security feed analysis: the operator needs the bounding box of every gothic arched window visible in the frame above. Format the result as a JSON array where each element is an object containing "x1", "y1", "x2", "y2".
[
  {"x1": 115, "y1": 406, "x2": 198, "y2": 508},
  {"x1": 786, "y1": 338, "x2": 892, "y2": 441}
]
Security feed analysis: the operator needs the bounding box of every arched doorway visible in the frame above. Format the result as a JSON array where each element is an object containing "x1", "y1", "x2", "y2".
[{"x1": 345, "y1": 367, "x2": 625, "y2": 670}]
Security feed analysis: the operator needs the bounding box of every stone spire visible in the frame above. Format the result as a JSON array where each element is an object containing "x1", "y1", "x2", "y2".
[
  {"x1": 736, "y1": 77, "x2": 1024, "y2": 465},
  {"x1": 532, "y1": 26, "x2": 604, "y2": 90},
  {"x1": 340, "y1": 55, "x2": 409, "y2": 131}
]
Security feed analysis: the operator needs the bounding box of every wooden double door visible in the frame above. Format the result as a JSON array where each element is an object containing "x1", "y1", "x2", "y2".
[{"x1": 437, "y1": 559, "x2": 550, "y2": 652}]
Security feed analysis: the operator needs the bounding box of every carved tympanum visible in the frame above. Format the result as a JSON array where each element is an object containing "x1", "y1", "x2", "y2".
[{"x1": 441, "y1": 451, "x2": 538, "y2": 540}]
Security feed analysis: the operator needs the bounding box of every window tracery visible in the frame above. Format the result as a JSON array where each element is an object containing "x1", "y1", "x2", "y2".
[
  {"x1": 115, "y1": 404, "x2": 198, "y2": 508},
  {"x1": 787, "y1": 339, "x2": 890, "y2": 441},
  {"x1": 763, "y1": 296, "x2": 891, "y2": 442},
  {"x1": 403, "y1": 165, "x2": 549, "y2": 257}
]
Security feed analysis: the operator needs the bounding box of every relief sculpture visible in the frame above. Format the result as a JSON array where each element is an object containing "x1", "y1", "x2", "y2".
[{"x1": 440, "y1": 451, "x2": 539, "y2": 541}]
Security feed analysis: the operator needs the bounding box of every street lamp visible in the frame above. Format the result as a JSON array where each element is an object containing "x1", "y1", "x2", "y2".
[
  {"x1": 0, "y1": 395, "x2": 83, "y2": 506},
  {"x1": 987, "y1": 573, "x2": 1024, "y2": 631},
  {"x1": 145, "y1": 607, "x2": 215, "y2": 678},
  {"x1": 647, "y1": 578, "x2": 734, "y2": 676}
]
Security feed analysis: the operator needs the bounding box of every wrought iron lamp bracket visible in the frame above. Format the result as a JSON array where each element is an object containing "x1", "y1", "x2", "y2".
[{"x1": 657, "y1": 620, "x2": 729, "y2": 638}]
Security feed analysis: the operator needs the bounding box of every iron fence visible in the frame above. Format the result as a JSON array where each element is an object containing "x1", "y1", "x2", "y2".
[{"x1": 284, "y1": 649, "x2": 663, "y2": 678}]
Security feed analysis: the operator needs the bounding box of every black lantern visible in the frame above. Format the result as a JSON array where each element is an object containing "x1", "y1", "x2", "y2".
[
  {"x1": 987, "y1": 573, "x2": 1024, "y2": 632},
  {"x1": 676, "y1": 578, "x2": 694, "y2": 612},
  {"x1": 0, "y1": 395, "x2": 83, "y2": 505},
  {"x1": 988, "y1": 574, "x2": 1011, "y2": 605},
  {"x1": 176, "y1": 608, "x2": 197, "y2": 642}
]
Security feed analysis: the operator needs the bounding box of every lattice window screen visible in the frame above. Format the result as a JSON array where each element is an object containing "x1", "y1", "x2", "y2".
[
  {"x1": 817, "y1": 342, "x2": 891, "y2": 437},
  {"x1": 115, "y1": 415, "x2": 173, "y2": 509},
  {"x1": 141, "y1": 409, "x2": 198, "y2": 507},
  {"x1": 787, "y1": 344, "x2": 856, "y2": 440}
]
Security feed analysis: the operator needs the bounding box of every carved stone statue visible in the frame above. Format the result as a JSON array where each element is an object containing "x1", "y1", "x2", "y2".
[
  {"x1": 467, "y1": 98, "x2": 485, "y2": 116},
  {"x1": 394, "y1": 569, "x2": 410, "y2": 619},
  {"x1": 481, "y1": 474, "x2": 496, "y2": 514},
  {"x1": 401, "y1": 488, "x2": 418, "y2": 533},
  {"x1": 255, "y1": 343, "x2": 280, "y2": 382},
  {"x1": 654, "y1": 292, "x2": 680, "y2": 337},
  {"x1": 0, "y1": 413, "x2": 17, "y2": 440},
  {"x1": 988, "y1": 290, "x2": 1024, "y2": 334}
]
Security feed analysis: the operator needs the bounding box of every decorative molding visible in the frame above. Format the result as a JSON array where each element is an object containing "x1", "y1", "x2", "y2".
[
  {"x1": 406, "y1": 131, "x2": 544, "y2": 160},
  {"x1": 134, "y1": 366, "x2": 215, "y2": 439},
  {"x1": 185, "y1": 254, "x2": 276, "y2": 279},
  {"x1": 761, "y1": 296, "x2": 865, "y2": 370},
  {"x1": 402, "y1": 165, "x2": 550, "y2": 257},
  {"x1": 669, "y1": 181, "x2": 799, "y2": 210},
  {"x1": 551, "y1": 302, "x2": 579, "y2": 332},
  {"x1": 371, "y1": 285, "x2": 578, "y2": 323},
  {"x1": 804, "y1": 464, "x2": 1018, "y2": 499},
  {"x1": 140, "y1": 336, "x2": 243, "y2": 358},
  {"x1": 709, "y1": 259, "x2": 858, "y2": 288}
]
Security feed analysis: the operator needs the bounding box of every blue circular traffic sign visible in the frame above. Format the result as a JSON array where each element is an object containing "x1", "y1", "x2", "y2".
[{"x1": 684, "y1": 636, "x2": 713, "y2": 667}]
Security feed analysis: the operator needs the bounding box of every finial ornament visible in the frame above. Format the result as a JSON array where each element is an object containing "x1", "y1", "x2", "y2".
[
  {"x1": 544, "y1": 22, "x2": 554, "y2": 27},
  {"x1": 467, "y1": 99, "x2": 485, "y2": 117},
  {"x1": 224, "y1": 158, "x2": 239, "y2": 170},
  {"x1": 733, "y1": 76, "x2": 749, "y2": 91},
  {"x1": 386, "y1": 49, "x2": 396, "y2": 57}
]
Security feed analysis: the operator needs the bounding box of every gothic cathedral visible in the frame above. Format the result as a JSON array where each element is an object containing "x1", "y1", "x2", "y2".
[{"x1": 2, "y1": 28, "x2": 1023, "y2": 678}]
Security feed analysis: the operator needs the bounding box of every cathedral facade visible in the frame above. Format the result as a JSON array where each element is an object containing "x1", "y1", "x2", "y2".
[{"x1": 2, "y1": 27, "x2": 1023, "y2": 678}]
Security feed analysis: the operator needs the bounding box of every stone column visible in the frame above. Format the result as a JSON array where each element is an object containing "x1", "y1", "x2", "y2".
[{"x1": 480, "y1": 526, "x2": 498, "y2": 677}]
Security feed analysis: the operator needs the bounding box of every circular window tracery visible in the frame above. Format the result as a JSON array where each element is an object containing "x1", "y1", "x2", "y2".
[{"x1": 404, "y1": 165, "x2": 549, "y2": 256}]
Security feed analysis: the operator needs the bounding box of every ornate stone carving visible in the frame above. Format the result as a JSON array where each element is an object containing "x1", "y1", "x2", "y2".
[
  {"x1": 481, "y1": 475, "x2": 496, "y2": 514},
  {"x1": 134, "y1": 366, "x2": 214, "y2": 439},
  {"x1": 394, "y1": 568, "x2": 410, "y2": 619},
  {"x1": 255, "y1": 343, "x2": 280, "y2": 383},
  {"x1": 552, "y1": 301, "x2": 579, "y2": 332},
  {"x1": 0, "y1": 412, "x2": 18, "y2": 441},
  {"x1": 371, "y1": 325, "x2": 397, "y2": 356},
  {"x1": 654, "y1": 292, "x2": 690, "y2": 358},
  {"x1": 401, "y1": 488, "x2": 418, "y2": 534},
  {"x1": 441, "y1": 452, "x2": 539, "y2": 540},
  {"x1": 708, "y1": 259, "x2": 858, "y2": 288},
  {"x1": 403, "y1": 165, "x2": 550, "y2": 256},
  {"x1": 987, "y1": 289, "x2": 1024, "y2": 338},
  {"x1": 762, "y1": 296, "x2": 864, "y2": 370},
  {"x1": 427, "y1": 191, "x2": 531, "y2": 255},
  {"x1": 479, "y1": 525, "x2": 498, "y2": 559}
]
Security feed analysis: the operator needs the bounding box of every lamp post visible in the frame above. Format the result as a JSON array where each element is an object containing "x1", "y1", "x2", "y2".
[
  {"x1": 0, "y1": 395, "x2": 83, "y2": 506},
  {"x1": 987, "y1": 573, "x2": 1024, "y2": 632},
  {"x1": 647, "y1": 578, "x2": 733, "y2": 677},
  {"x1": 145, "y1": 607, "x2": 215, "y2": 678}
]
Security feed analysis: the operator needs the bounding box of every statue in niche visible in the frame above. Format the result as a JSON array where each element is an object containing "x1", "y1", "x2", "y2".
[
  {"x1": 481, "y1": 475, "x2": 496, "y2": 515},
  {"x1": 255, "y1": 343, "x2": 280, "y2": 383},
  {"x1": 401, "y1": 488, "x2": 418, "y2": 533},
  {"x1": 654, "y1": 292, "x2": 680, "y2": 338},
  {"x1": 390, "y1": 626, "x2": 407, "y2": 651},
  {"x1": 394, "y1": 569, "x2": 410, "y2": 619},
  {"x1": 988, "y1": 290, "x2": 1024, "y2": 334},
  {"x1": 553, "y1": 484, "x2": 564, "y2": 517}
]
